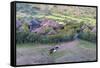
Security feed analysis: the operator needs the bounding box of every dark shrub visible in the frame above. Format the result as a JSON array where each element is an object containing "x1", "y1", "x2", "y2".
[
  {"x1": 79, "y1": 31, "x2": 96, "y2": 43},
  {"x1": 16, "y1": 31, "x2": 75, "y2": 44},
  {"x1": 16, "y1": 32, "x2": 29, "y2": 43}
]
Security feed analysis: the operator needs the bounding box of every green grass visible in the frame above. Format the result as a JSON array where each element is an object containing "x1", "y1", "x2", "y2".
[
  {"x1": 17, "y1": 42, "x2": 60, "y2": 48},
  {"x1": 17, "y1": 43, "x2": 38, "y2": 48},
  {"x1": 17, "y1": 39, "x2": 96, "y2": 49},
  {"x1": 33, "y1": 14, "x2": 96, "y2": 26},
  {"x1": 78, "y1": 40, "x2": 96, "y2": 49},
  {"x1": 17, "y1": 12, "x2": 96, "y2": 27},
  {"x1": 16, "y1": 40, "x2": 96, "y2": 63},
  {"x1": 50, "y1": 51, "x2": 66, "y2": 58}
]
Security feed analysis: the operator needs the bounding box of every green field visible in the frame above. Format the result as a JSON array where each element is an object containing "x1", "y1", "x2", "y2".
[{"x1": 16, "y1": 39, "x2": 96, "y2": 65}]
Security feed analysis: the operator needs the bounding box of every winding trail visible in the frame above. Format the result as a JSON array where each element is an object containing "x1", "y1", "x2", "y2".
[{"x1": 56, "y1": 39, "x2": 79, "y2": 51}]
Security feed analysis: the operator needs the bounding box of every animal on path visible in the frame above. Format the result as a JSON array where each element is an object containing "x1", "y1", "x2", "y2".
[{"x1": 49, "y1": 47, "x2": 59, "y2": 54}]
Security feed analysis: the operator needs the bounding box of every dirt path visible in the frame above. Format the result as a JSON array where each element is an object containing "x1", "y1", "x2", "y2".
[
  {"x1": 55, "y1": 40, "x2": 96, "y2": 63},
  {"x1": 16, "y1": 40, "x2": 96, "y2": 65},
  {"x1": 56, "y1": 39, "x2": 79, "y2": 51}
]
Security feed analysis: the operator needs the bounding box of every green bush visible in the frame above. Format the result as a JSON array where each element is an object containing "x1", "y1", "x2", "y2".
[
  {"x1": 16, "y1": 32, "x2": 29, "y2": 43},
  {"x1": 79, "y1": 31, "x2": 96, "y2": 43},
  {"x1": 16, "y1": 23, "x2": 96, "y2": 44},
  {"x1": 26, "y1": 33, "x2": 40, "y2": 43},
  {"x1": 16, "y1": 30, "x2": 75, "y2": 44}
]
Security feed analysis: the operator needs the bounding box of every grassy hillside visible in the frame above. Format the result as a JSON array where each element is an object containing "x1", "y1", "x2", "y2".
[
  {"x1": 16, "y1": 3, "x2": 97, "y2": 44},
  {"x1": 16, "y1": 3, "x2": 96, "y2": 25},
  {"x1": 16, "y1": 3, "x2": 97, "y2": 65}
]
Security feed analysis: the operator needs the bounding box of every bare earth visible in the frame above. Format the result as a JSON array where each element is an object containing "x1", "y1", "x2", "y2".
[{"x1": 16, "y1": 40, "x2": 96, "y2": 65}]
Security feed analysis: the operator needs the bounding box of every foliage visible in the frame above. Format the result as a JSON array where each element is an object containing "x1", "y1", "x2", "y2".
[
  {"x1": 16, "y1": 30, "x2": 75, "y2": 44},
  {"x1": 16, "y1": 3, "x2": 96, "y2": 44},
  {"x1": 79, "y1": 30, "x2": 96, "y2": 43},
  {"x1": 22, "y1": 23, "x2": 29, "y2": 32}
]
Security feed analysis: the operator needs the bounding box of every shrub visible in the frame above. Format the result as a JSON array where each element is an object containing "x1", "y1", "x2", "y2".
[
  {"x1": 22, "y1": 23, "x2": 29, "y2": 32},
  {"x1": 16, "y1": 30, "x2": 75, "y2": 44},
  {"x1": 16, "y1": 32, "x2": 29, "y2": 43},
  {"x1": 79, "y1": 30, "x2": 96, "y2": 43}
]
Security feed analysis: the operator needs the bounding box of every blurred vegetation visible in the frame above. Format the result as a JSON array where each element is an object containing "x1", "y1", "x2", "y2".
[
  {"x1": 16, "y1": 31, "x2": 74, "y2": 44},
  {"x1": 79, "y1": 30, "x2": 96, "y2": 43},
  {"x1": 16, "y1": 3, "x2": 97, "y2": 44}
]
